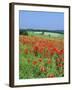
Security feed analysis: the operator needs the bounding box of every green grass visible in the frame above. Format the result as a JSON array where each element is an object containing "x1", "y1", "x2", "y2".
[{"x1": 27, "y1": 31, "x2": 64, "y2": 39}]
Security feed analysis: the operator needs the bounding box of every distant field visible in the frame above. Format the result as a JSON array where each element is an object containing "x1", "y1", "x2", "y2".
[
  {"x1": 27, "y1": 31, "x2": 64, "y2": 39},
  {"x1": 19, "y1": 31, "x2": 64, "y2": 79}
]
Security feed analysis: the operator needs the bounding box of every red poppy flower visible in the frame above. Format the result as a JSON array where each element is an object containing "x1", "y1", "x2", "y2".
[
  {"x1": 40, "y1": 66, "x2": 46, "y2": 72},
  {"x1": 53, "y1": 47, "x2": 60, "y2": 54},
  {"x1": 58, "y1": 63, "x2": 63, "y2": 67},
  {"x1": 47, "y1": 59, "x2": 51, "y2": 64},
  {"x1": 61, "y1": 58, "x2": 64, "y2": 62},
  {"x1": 38, "y1": 58, "x2": 42, "y2": 62},
  {"x1": 33, "y1": 45, "x2": 38, "y2": 52},
  {"x1": 48, "y1": 74, "x2": 55, "y2": 78},
  {"x1": 32, "y1": 61, "x2": 37, "y2": 65},
  {"x1": 49, "y1": 48, "x2": 54, "y2": 56},
  {"x1": 60, "y1": 49, "x2": 64, "y2": 55},
  {"x1": 38, "y1": 47, "x2": 44, "y2": 54},
  {"x1": 24, "y1": 48, "x2": 28, "y2": 54},
  {"x1": 56, "y1": 58, "x2": 60, "y2": 62}
]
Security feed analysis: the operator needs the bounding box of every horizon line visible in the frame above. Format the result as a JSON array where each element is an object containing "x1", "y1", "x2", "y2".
[{"x1": 19, "y1": 28, "x2": 64, "y2": 31}]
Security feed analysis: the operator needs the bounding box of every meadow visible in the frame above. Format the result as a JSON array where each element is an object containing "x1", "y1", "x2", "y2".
[{"x1": 19, "y1": 31, "x2": 64, "y2": 79}]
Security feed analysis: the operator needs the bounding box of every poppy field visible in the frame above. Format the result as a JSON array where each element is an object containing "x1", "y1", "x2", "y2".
[{"x1": 19, "y1": 32, "x2": 64, "y2": 79}]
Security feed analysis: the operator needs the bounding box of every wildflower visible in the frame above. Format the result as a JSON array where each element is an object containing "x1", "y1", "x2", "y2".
[
  {"x1": 32, "y1": 61, "x2": 37, "y2": 65},
  {"x1": 40, "y1": 66, "x2": 46, "y2": 72},
  {"x1": 48, "y1": 74, "x2": 55, "y2": 78},
  {"x1": 47, "y1": 58, "x2": 51, "y2": 64},
  {"x1": 60, "y1": 49, "x2": 64, "y2": 55},
  {"x1": 38, "y1": 58, "x2": 42, "y2": 62},
  {"x1": 24, "y1": 48, "x2": 28, "y2": 54},
  {"x1": 33, "y1": 45, "x2": 38, "y2": 52},
  {"x1": 58, "y1": 63, "x2": 63, "y2": 67},
  {"x1": 61, "y1": 58, "x2": 64, "y2": 62},
  {"x1": 56, "y1": 58, "x2": 60, "y2": 62}
]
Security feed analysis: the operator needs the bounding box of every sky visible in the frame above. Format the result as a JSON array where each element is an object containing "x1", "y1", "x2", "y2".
[{"x1": 19, "y1": 10, "x2": 64, "y2": 30}]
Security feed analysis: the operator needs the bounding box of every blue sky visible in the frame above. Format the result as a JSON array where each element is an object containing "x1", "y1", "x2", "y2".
[{"x1": 19, "y1": 10, "x2": 64, "y2": 30}]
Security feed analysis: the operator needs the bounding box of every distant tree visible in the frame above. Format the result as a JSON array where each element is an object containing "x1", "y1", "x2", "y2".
[
  {"x1": 20, "y1": 30, "x2": 28, "y2": 35},
  {"x1": 41, "y1": 31, "x2": 44, "y2": 35},
  {"x1": 23, "y1": 31, "x2": 28, "y2": 35}
]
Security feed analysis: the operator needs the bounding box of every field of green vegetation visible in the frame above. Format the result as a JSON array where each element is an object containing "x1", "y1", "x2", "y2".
[{"x1": 19, "y1": 31, "x2": 64, "y2": 79}]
